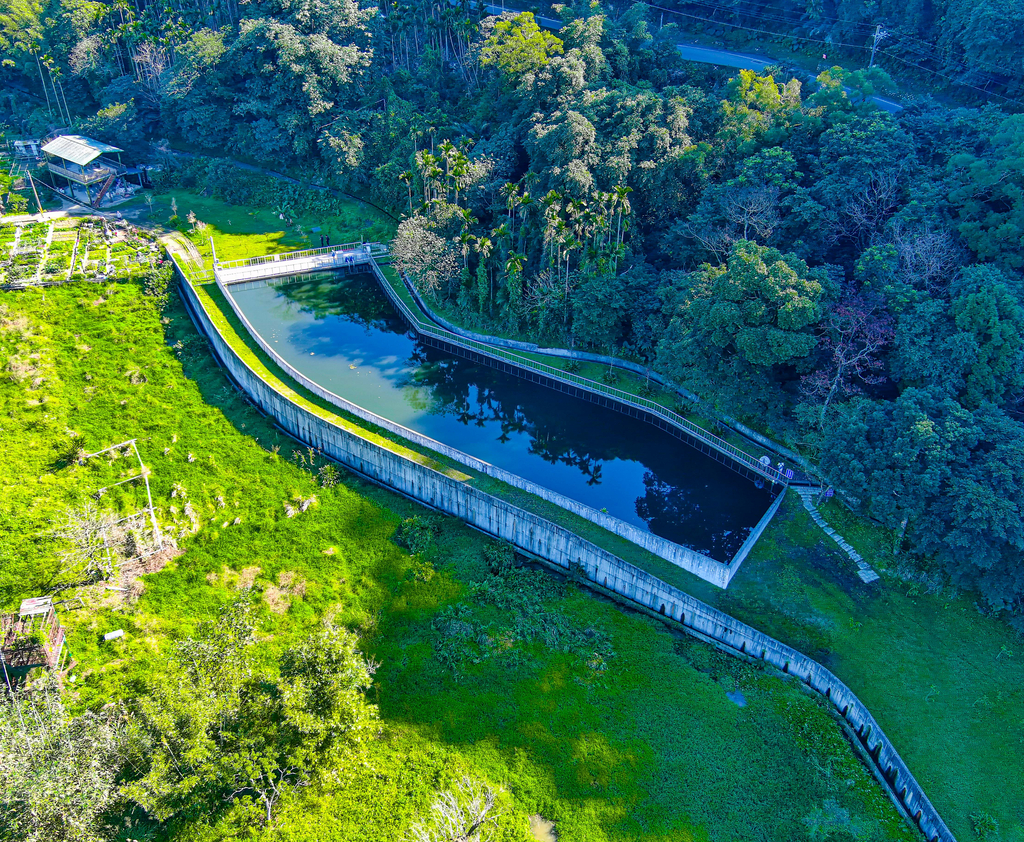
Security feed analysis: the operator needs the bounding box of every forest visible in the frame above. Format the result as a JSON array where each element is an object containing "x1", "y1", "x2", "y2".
[{"x1": 1, "y1": 0, "x2": 1023, "y2": 838}]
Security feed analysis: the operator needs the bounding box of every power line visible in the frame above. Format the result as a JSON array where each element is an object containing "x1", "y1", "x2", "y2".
[
  {"x1": 641, "y1": 0, "x2": 890, "y2": 50},
  {"x1": 650, "y1": 0, "x2": 1024, "y2": 82},
  {"x1": 665, "y1": 0, "x2": 863, "y2": 31},
  {"x1": 659, "y1": 0, "x2": 881, "y2": 31}
]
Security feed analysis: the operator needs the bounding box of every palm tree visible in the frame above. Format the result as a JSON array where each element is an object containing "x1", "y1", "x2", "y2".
[
  {"x1": 439, "y1": 139, "x2": 456, "y2": 198},
  {"x1": 477, "y1": 237, "x2": 494, "y2": 261},
  {"x1": 613, "y1": 184, "x2": 633, "y2": 254},
  {"x1": 516, "y1": 192, "x2": 533, "y2": 251},
  {"x1": 452, "y1": 150, "x2": 470, "y2": 206},
  {"x1": 505, "y1": 251, "x2": 525, "y2": 276},
  {"x1": 504, "y1": 251, "x2": 526, "y2": 330},
  {"x1": 492, "y1": 222, "x2": 510, "y2": 251},
  {"x1": 459, "y1": 231, "x2": 475, "y2": 271},
  {"x1": 399, "y1": 171, "x2": 414, "y2": 214},
  {"x1": 476, "y1": 235, "x2": 493, "y2": 314},
  {"x1": 500, "y1": 182, "x2": 519, "y2": 243}
]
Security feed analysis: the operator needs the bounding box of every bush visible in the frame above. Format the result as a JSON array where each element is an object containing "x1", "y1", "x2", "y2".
[
  {"x1": 395, "y1": 515, "x2": 439, "y2": 555},
  {"x1": 5, "y1": 193, "x2": 28, "y2": 214}
]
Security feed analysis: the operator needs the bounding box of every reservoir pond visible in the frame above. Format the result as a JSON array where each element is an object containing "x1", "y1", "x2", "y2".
[{"x1": 230, "y1": 271, "x2": 775, "y2": 562}]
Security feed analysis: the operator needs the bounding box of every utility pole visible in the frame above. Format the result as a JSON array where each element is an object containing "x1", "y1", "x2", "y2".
[
  {"x1": 28, "y1": 174, "x2": 44, "y2": 217},
  {"x1": 870, "y1": 24, "x2": 889, "y2": 68}
]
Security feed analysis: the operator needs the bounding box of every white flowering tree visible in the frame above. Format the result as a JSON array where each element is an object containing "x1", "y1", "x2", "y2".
[{"x1": 392, "y1": 214, "x2": 461, "y2": 297}]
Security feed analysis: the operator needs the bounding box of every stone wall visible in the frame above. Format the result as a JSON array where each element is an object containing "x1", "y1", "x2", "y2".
[{"x1": 178, "y1": 273, "x2": 955, "y2": 842}]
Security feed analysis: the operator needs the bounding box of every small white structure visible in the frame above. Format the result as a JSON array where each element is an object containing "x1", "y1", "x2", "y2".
[{"x1": 18, "y1": 595, "x2": 54, "y2": 621}]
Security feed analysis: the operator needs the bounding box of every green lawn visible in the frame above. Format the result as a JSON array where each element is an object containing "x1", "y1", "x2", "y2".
[
  {"x1": 119, "y1": 188, "x2": 396, "y2": 266},
  {"x1": 8, "y1": 189, "x2": 1017, "y2": 840},
  {"x1": 368, "y1": 210, "x2": 1024, "y2": 840},
  {"x1": 0, "y1": 237, "x2": 918, "y2": 840}
]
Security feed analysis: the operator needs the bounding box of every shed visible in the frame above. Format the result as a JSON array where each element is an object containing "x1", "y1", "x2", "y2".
[{"x1": 41, "y1": 134, "x2": 142, "y2": 208}]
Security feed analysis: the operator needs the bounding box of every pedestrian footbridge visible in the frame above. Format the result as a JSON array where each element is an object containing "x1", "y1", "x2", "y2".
[{"x1": 212, "y1": 241, "x2": 389, "y2": 286}]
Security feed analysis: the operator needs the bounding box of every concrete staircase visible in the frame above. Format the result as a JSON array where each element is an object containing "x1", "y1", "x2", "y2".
[{"x1": 794, "y1": 488, "x2": 880, "y2": 584}]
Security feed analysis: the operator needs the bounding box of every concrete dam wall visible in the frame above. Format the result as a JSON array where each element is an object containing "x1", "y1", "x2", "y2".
[
  {"x1": 177, "y1": 271, "x2": 956, "y2": 842},
  {"x1": 213, "y1": 264, "x2": 749, "y2": 587}
]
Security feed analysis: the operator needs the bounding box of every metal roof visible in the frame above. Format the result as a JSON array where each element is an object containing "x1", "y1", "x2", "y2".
[{"x1": 41, "y1": 135, "x2": 123, "y2": 167}]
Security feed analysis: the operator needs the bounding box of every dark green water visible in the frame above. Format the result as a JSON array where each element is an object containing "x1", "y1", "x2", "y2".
[{"x1": 231, "y1": 272, "x2": 775, "y2": 561}]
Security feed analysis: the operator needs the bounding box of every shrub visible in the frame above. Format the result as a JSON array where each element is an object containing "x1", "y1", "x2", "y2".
[{"x1": 395, "y1": 515, "x2": 439, "y2": 555}]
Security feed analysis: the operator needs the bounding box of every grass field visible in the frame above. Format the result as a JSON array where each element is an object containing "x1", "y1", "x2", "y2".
[
  {"x1": 5, "y1": 187, "x2": 1019, "y2": 840},
  {"x1": 145, "y1": 190, "x2": 1024, "y2": 839},
  {"x1": 0, "y1": 218, "x2": 920, "y2": 839},
  {"x1": 355, "y1": 201, "x2": 1024, "y2": 841},
  {"x1": 117, "y1": 188, "x2": 396, "y2": 266}
]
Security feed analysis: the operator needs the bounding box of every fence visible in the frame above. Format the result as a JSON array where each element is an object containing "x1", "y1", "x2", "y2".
[
  {"x1": 369, "y1": 260, "x2": 787, "y2": 486},
  {"x1": 213, "y1": 243, "x2": 790, "y2": 486},
  {"x1": 214, "y1": 242, "x2": 390, "y2": 285}
]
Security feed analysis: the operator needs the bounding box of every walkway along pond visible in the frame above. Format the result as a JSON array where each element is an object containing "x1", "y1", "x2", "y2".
[
  {"x1": 173, "y1": 256, "x2": 957, "y2": 842},
  {"x1": 215, "y1": 250, "x2": 784, "y2": 585}
]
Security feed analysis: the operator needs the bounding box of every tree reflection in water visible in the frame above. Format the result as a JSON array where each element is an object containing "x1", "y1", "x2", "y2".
[
  {"x1": 636, "y1": 471, "x2": 749, "y2": 558},
  {"x1": 262, "y1": 271, "x2": 773, "y2": 560}
]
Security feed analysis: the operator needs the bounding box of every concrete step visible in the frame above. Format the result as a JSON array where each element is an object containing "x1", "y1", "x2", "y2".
[{"x1": 799, "y1": 492, "x2": 881, "y2": 585}]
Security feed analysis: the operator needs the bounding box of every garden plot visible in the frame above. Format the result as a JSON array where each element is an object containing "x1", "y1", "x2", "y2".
[
  {"x1": 67, "y1": 219, "x2": 160, "y2": 281},
  {"x1": 0, "y1": 224, "x2": 15, "y2": 263},
  {"x1": 2, "y1": 217, "x2": 161, "y2": 286}
]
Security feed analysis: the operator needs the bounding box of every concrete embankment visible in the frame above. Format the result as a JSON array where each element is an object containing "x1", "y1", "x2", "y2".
[
  {"x1": 178, "y1": 268, "x2": 955, "y2": 842},
  {"x1": 214, "y1": 263, "x2": 749, "y2": 587}
]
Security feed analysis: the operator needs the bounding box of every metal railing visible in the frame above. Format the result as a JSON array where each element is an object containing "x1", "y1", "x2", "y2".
[
  {"x1": 203, "y1": 259, "x2": 735, "y2": 578},
  {"x1": 174, "y1": 251, "x2": 956, "y2": 842},
  {"x1": 371, "y1": 261, "x2": 786, "y2": 486},
  {"x1": 45, "y1": 157, "x2": 125, "y2": 185},
  {"x1": 206, "y1": 239, "x2": 783, "y2": 485},
  {"x1": 214, "y1": 241, "x2": 388, "y2": 271}
]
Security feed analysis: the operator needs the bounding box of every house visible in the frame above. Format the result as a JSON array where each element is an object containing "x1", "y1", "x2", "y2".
[{"x1": 41, "y1": 134, "x2": 145, "y2": 208}]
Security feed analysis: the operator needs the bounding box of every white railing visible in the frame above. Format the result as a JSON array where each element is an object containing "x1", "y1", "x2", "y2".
[
  {"x1": 215, "y1": 241, "x2": 389, "y2": 271},
  {"x1": 214, "y1": 243, "x2": 390, "y2": 285},
  {"x1": 210, "y1": 241, "x2": 783, "y2": 485},
  {"x1": 208, "y1": 263, "x2": 738, "y2": 581},
  {"x1": 46, "y1": 157, "x2": 125, "y2": 185}
]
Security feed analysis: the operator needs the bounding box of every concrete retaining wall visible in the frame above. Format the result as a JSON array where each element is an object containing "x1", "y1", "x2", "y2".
[{"x1": 178, "y1": 271, "x2": 954, "y2": 842}]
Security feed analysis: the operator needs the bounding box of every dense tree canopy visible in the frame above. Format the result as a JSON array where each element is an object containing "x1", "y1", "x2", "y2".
[{"x1": 1, "y1": 0, "x2": 1022, "y2": 626}]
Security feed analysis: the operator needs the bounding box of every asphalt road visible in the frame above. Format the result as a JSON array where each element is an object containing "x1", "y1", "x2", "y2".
[{"x1": 475, "y1": 2, "x2": 902, "y2": 112}]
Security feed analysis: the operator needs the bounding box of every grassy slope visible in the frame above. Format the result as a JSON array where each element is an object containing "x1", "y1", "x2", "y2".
[
  {"x1": 362, "y1": 206, "x2": 1024, "y2": 839},
  {"x1": 147, "y1": 192, "x2": 1023, "y2": 839},
  {"x1": 0, "y1": 246, "x2": 914, "y2": 839}
]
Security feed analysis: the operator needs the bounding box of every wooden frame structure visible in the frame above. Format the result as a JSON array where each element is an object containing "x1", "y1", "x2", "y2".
[{"x1": 0, "y1": 597, "x2": 68, "y2": 684}]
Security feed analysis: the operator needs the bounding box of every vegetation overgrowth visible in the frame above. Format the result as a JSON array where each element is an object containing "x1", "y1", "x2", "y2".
[
  {"x1": 2, "y1": 0, "x2": 1024, "y2": 839},
  {"x1": 0, "y1": 270, "x2": 919, "y2": 841},
  {"x1": 5, "y1": 0, "x2": 1011, "y2": 625},
  {"x1": 172, "y1": 193, "x2": 1024, "y2": 841}
]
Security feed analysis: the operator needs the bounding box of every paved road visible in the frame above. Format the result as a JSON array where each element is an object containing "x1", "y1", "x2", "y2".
[{"x1": 475, "y1": 2, "x2": 901, "y2": 112}]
